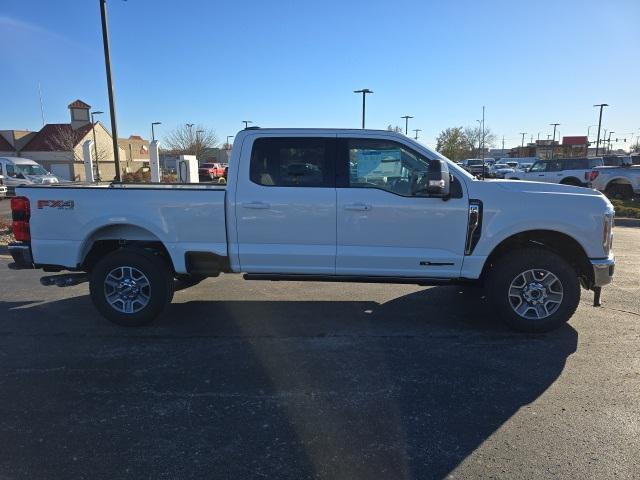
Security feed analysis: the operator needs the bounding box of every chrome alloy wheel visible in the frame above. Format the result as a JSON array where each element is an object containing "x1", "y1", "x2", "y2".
[
  {"x1": 104, "y1": 266, "x2": 151, "y2": 314},
  {"x1": 508, "y1": 269, "x2": 563, "y2": 320}
]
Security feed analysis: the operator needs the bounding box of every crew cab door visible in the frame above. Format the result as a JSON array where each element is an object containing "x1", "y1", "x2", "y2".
[
  {"x1": 335, "y1": 136, "x2": 468, "y2": 278},
  {"x1": 234, "y1": 135, "x2": 337, "y2": 274},
  {"x1": 525, "y1": 161, "x2": 560, "y2": 182}
]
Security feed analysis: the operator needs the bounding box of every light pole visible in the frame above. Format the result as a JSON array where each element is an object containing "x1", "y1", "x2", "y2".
[
  {"x1": 549, "y1": 123, "x2": 560, "y2": 159},
  {"x1": 196, "y1": 129, "x2": 204, "y2": 161},
  {"x1": 401, "y1": 115, "x2": 413, "y2": 135},
  {"x1": 226, "y1": 135, "x2": 234, "y2": 149},
  {"x1": 242, "y1": 120, "x2": 252, "y2": 129},
  {"x1": 91, "y1": 110, "x2": 103, "y2": 181},
  {"x1": 354, "y1": 89, "x2": 373, "y2": 129},
  {"x1": 99, "y1": 0, "x2": 121, "y2": 182},
  {"x1": 520, "y1": 132, "x2": 527, "y2": 157},
  {"x1": 607, "y1": 131, "x2": 615, "y2": 153},
  {"x1": 586, "y1": 124, "x2": 598, "y2": 140},
  {"x1": 151, "y1": 121, "x2": 161, "y2": 142},
  {"x1": 593, "y1": 104, "x2": 608, "y2": 156},
  {"x1": 412, "y1": 129, "x2": 421, "y2": 140}
]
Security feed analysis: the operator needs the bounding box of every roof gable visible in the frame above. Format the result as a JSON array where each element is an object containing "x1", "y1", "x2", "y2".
[
  {"x1": 0, "y1": 134, "x2": 14, "y2": 151},
  {"x1": 21, "y1": 123, "x2": 94, "y2": 152},
  {"x1": 68, "y1": 99, "x2": 91, "y2": 109}
]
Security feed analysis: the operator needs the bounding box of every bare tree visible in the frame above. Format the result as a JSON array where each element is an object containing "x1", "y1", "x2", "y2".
[
  {"x1": 463, "y1": 125, "x2": 496, "y2": 158},
  {"x1": 163, "y1": 124, "x2": 218, "y2": 160}
]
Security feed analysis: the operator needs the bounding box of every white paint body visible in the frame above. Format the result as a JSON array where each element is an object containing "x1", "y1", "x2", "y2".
[
  {"x1": 17, "y1": 129, "x2": 614, "y2": 278},
  {"x1": 590, "y1": 166, "x2": 640, "y2": 195}
]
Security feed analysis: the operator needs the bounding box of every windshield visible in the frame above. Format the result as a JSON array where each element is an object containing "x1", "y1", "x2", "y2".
[
  {"x1": 467, "y1": 160, "x2": 483, "y2": 166},
  {"x1": 16, "y1": 164, "x2": 48, "y2": 176}
]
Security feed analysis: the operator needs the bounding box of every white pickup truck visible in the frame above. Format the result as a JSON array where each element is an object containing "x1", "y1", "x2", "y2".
[
  {"x1": 8, "y1": 128, "x2": 615, "y2": 332},
  {"x1": 589, "y1": 165, "x2": 640, "y2": 200}
]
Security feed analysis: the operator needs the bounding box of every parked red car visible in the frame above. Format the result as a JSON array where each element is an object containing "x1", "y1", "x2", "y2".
[{"x1": 198, "y1": 163, "x2": 226, "y2": 181}]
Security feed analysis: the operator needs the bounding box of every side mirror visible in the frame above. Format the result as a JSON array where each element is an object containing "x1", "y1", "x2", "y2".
[{"x1": 425, "y1": 159, "x2": 450, "y2": 197}]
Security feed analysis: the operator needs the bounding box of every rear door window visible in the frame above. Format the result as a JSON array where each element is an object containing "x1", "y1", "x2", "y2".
[{"x1": 250, "y1": 137, "x2": 335, "y2": 187}]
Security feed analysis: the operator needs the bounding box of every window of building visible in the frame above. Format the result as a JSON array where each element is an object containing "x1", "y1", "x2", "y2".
[{"x1": 250, "y1": 137, "x2": 333, "y2": 187}]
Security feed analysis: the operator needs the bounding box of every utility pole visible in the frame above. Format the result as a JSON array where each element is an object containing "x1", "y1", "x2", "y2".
[
  {"x1": 226, "y1": 135, "x2": 234, "y2": 149},
  {"x1": 593, "y1": 103, "x2": 608, "y2": 156},
  {"x1": 520, "y1": 132, "x2": 527, "y2": 158},
  {"x1": 99, "y1": 0, "x2": 121, "y2": 182},
  {"x1": 481, "y1": 106, "x2": 485, "y2": 178},
  {"x1": 550, "y1": 123, "x2": 560, "y2": 159},
  {"x1": 412, "y1": 129, "x2": 421, "y2": 140},
  {"x1": 242, "y1": 120, "x2": 252, "y2": 129},
  {"x1": 401, "y1": 115, "x2": 413, "y2": 135},
  {"x1": 502, "y1": 135, "x2": 505, "y2": 151},
  {"x1": 354, "y1": 89, "x2": 373, "y2": 129}
]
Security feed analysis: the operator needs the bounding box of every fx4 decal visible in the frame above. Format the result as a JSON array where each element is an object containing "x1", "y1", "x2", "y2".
[{"x1": 37, "y1": 200, "x2": 75, "y2": 210}]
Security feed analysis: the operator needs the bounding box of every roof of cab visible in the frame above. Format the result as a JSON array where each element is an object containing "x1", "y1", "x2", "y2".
[{"x1": 0, "y1": 156, "x2": 40, "y2": 164}]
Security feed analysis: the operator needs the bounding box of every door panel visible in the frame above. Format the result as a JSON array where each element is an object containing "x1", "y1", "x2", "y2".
[
  {"x1": 235, "y1": 136, "x2": 337, "y2": 274},
  {"x1": 336, "y1": 136, "x2": 468, "y2": 278}
]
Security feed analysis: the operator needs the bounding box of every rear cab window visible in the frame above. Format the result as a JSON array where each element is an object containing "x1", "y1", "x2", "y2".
[{"x1": 249, "y1": 137, "x2": 335, "y2": 187}]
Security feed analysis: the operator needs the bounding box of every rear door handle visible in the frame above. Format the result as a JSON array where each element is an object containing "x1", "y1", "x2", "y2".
[
  {"x1": 344, "y1": 203, "x2": 371, "y2": 211},
  {"x1": 242, "y1": 201, "x2": 270, "y2": 209}
]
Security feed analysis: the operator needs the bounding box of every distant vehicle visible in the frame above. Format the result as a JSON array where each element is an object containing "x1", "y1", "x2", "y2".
[
  {"x1": 489, "y1": 163, "x2": 515, "y2": 179},
  {"x1": 631, "y1": 154, "x2": 640, "y2": 165},
  {"x1": 589, "y1": 164, "x2": 640, "y2": 200},
  {"x1": 461, "y1": 159, "x2": 486, "y2": 176},
  {"x1": 602, "y1": 155, "x2": 631, "y2": 167},
  {"x1": 198, "y1": 162, "x2": 226, "y2": 181},
  {"x1": 505, "y1": 157, "x2": 604, "y2": 186},
  {"x1": 0, "y1": 157, "x2": 59, "y2": 195},
  {"x1": 0, "y1": 175, "x2": 7, "y2": 199}
]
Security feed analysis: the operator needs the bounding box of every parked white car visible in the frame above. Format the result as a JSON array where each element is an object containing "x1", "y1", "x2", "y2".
[
  {"x1": 0, "y1": 157, "x2": 59, "y2": 195},
  {"x1": 505, "y1": 157, "x2": 604, "y2": 186},
  {"x1": 0, "y1": 175, "x2": 7, "y2": 199},
  {"x1": 589, "y1": 165, "x2": 640, "y2": 199},
  {"x1": 8, "y1": 128, "x2": 615, "y2": 333}
]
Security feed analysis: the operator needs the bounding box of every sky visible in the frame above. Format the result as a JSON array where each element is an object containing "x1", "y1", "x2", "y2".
[{"x1": 0, "y1": 0, "x2": 638, "y2": 150}]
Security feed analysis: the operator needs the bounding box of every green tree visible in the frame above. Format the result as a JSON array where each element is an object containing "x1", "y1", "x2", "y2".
[{"x1": 436, "y1": 127, "x2": 467, "y2": 161}]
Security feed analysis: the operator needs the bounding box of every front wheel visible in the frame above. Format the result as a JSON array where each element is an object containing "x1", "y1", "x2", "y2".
[
  {"x1": 486, "y1": 248, "x2": 580, "y2": 333},
  {"x1": 89, "y1": 248, "x2": 174, "y2": 326}
]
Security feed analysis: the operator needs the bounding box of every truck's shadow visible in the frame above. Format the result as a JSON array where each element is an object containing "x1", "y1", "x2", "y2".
[{"x1": 0, "y1": 285, "x2": 577, "y2": 479}]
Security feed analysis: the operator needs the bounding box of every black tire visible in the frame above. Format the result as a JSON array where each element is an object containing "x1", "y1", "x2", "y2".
[
  {"x1": 89, "y1": 248, "x2": 174, "y2": 326},
  {"x1": 560, "y1": 178, "x2": 582, "y2": 187},
  {"x1": 607, "y1": 183, "x2": 633, "y2": 200},
  {"x1": 486, "y1": 248, "x2": 580, "y2": 333}
]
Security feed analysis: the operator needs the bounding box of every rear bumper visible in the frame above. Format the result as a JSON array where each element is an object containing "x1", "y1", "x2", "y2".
[
  {"x1": 7, "y1": 242, "x2": 34, "y2": 269},
  {"x1": 591, "y1": 255, "x2": 615, "y2": 287}
]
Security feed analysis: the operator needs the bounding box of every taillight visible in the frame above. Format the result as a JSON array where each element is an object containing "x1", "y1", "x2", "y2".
[
  {"x1": 586, "y1": 170, "x2": 599, "y2": 182},
  {"x1": 12, "y1": 221, "x2": 30, "y2": 242},
  {"x1": 11, "y1": 196, "x2": 30, "y2": 242}
]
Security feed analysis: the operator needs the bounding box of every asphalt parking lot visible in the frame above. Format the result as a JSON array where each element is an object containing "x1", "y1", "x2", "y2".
[{"x1": 0, "y1": 227, "x2": 638, "y2": 479}]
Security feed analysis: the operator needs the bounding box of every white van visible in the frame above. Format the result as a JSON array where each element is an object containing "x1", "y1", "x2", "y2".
[{"x1": 0, "y1": 157, "x2": 59, "y2": 195}]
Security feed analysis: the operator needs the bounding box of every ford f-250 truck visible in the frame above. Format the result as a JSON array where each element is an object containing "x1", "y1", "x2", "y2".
[{"x1": 8, "y1": 128, "x2": 615, "y2": 332}]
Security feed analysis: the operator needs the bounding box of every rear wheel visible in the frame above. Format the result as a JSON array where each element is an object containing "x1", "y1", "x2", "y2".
[
  {"x1": 90, "y1": 248, "x2": 174, "y2": 326},
  {"x1": 486, "y1": 248, "x2": 580, "y2": 333},
  {"x1": 606, "y1": 183, "x2": 633, "y2": 200},
  {"x1": 560, "y1": 178, "x2": 582, "y2": 186}
]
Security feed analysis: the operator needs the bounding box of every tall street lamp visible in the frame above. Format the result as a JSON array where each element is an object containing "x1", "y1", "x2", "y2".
[
  {"x1": 520, "y1": 132, "x2": 527, "y2": 158},
  {"x1": 196, "y1": 130, "x2": 204, "y2": 161},
  {"x1": 401, "y1": 115, "x2": 413, "y2": 135},
  {"x1": 607, "y1": 131, "x2": 615, "y2": 153},
  {"x1": 412, "y1": 129, "x2": 421, "y2": 140},
  {"x1": 593, "y1": 103, "x2": 608, "y2": 156},
  {"x1": 99, "y1": 0, "x2": 121, "y2": 182},
  {"x1": 91, "y1": 110, "x2": 103, "y2": 181},
  {"x1": 242, "y1": 120, "x2": 252, "y2": 129},
  {"x1": 226, "y1": 135, "x2": 234, "y2": 149},
  {"x1": 354, "y1": 89, "x2": 373, "y2": 129},
  {"x1": 550, "y1": 123, "x2": 560, "y2": 159},
  {"x1": 151, "y1": 121, "x2": 161, "y2": 142}
]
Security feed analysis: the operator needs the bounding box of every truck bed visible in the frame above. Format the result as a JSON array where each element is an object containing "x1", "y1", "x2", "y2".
[{"x1": 17, "y1": 183, "x2": 228, "y2": 273}]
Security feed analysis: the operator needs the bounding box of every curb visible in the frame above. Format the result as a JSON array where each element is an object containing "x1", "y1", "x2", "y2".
[{"x1": 615, "y1": 217, "x2": 640, "y2": 228}]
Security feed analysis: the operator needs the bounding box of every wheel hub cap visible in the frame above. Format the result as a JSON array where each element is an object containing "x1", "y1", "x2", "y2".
[
  {"x1": 104, "y1": 266, "x2": 151, "y2": 314},
  {"x1": 508, "y1": 269, "x2": 563, "y2": 320}
]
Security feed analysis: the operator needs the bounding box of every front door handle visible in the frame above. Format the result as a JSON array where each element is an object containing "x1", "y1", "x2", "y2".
[
  {"x1": 242, "y1": 201, "x2": 270, "y2": 209},
  {"x1": 344, "y1": 203, "x2": 371, "y2": 211},
  {"x1": 538, "y1": 174, "x2": 545, "y2": 177}
]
